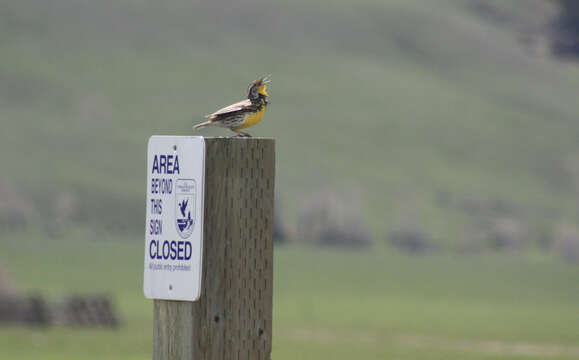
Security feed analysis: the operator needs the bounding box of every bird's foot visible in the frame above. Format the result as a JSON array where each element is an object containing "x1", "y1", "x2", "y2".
[{"x1": 231, "y1": 130, "x2": 252, "y2": 138}]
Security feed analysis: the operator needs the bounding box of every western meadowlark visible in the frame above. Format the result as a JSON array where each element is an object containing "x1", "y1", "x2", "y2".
[{"x1": 193, "y1": 76, "x2": 270, "y2": 137}]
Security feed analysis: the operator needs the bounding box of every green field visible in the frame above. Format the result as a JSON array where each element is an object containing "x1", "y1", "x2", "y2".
[
  {"x1": 1, "y1": 233, "x2": 578, "y2": 359},
  {"x1": 2, "y1": 0, "x2": 579, "y2": 358},
  {"x1": 1, "y1": 0, "x2": 579, "y2": 246}
]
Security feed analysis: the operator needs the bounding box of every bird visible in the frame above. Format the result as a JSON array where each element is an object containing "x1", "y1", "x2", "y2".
[
  {"x1": 193, "y1": 76, "x2": 270, "y2": 137},
  {"x1": 178, "y1": 199, "x2": 188, "y2": 217}
]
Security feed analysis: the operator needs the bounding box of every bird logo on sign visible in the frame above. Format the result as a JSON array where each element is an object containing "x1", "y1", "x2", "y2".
[{"x1": 176, "y1": 196, "x2": 194, "y2": 239}]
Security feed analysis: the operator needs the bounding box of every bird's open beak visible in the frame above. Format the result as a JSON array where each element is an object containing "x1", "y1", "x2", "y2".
[
  {"x1": 260, "y1": 74, "x2": 271, "y2": 84},
  {"x1": 258, "y1": 85, "x2": 268, "y2": 96}
]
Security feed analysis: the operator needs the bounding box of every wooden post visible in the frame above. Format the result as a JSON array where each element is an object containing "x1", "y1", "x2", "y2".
[{"x1": 153, "y1": 138, "x2": 275, "y2": 360}]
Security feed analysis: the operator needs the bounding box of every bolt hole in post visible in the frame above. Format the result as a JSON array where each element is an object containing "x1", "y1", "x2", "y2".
[
  {"x1": 214, "y1": 315, "x2": 220, "y2": 323},
  {"x1": 258, "y1": 328, "x2": 264, "y2": 337}
]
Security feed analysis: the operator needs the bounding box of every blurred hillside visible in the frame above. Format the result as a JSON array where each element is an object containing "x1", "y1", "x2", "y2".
[{"x1": 1, "y1": 0, "x2": 579, "y2": 254}]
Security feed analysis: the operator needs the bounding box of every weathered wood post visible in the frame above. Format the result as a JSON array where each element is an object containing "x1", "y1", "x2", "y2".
[{"x1": 153, "y1": 138, "x2": 275, "y2": 360}]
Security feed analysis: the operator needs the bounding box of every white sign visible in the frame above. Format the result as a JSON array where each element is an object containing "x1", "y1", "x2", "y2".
[{"x1": 143, "y1": 136, "x2": 205, "y2": 301}]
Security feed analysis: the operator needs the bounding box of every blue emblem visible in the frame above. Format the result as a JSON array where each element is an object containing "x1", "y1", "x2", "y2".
[{"x1": 175, "y1": 179, "x2": 196, "y2": 239}]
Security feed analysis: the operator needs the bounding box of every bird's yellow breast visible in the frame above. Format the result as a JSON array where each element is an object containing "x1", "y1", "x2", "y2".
[{"x1": 235, "y1": 106, "x2": 266, "y2": 130}]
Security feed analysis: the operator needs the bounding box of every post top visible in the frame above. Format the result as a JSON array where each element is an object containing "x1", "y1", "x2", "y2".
[
  {"x1": 202, "y1": 137, "x2": 275, "y2": 145},
  {"x1": 202, "y1": 137, "x2": 275, "y2": 140}
]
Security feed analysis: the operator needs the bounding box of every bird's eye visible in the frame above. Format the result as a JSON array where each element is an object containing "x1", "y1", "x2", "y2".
[{"x1": 249, "y1": 86, "x2": 258, "y2": 98}]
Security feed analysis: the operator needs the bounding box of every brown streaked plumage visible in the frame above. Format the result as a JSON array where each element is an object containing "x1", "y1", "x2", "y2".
[{"x1": 193, "y1": 76, "x2": 270, "y2": 137}]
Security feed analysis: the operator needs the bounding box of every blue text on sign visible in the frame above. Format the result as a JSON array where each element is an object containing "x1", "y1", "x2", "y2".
[
  {"x1": 149, "y1": 240, "x2": 192, "y2": 260},
  {"x1": 152, "y1": 155, "x2": 180, "y2": 174},
  {"x1": 151, "y1": 178, "x2": 173, "y2": 194}
]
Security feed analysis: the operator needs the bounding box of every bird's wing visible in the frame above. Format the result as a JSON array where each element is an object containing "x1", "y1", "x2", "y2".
[{"x1": 206, "y1": 99, "x2": 253, "y2": 118}]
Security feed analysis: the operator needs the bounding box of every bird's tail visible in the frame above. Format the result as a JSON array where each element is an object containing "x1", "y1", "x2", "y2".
[{"x1": 193, "y1": 120, "x2": 212, "y2": 130}]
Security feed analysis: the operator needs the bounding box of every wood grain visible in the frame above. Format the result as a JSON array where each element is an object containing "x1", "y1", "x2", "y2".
[{"x1": 153, "y1": 138, "x2": 275, "y2": 360}]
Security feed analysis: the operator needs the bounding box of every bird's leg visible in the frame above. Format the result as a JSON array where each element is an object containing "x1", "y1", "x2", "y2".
[
  {"x1": 230, "y1": 129, "x2": 252, "y2": 138},
  {"x1": 231, "y1": 129, "x2": 245, "y2": 138}
]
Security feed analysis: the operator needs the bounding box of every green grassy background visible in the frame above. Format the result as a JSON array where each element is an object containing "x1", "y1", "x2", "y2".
[
  {"x1": 1, "y1": 233, "x2": 578, "y2": 359},
  {"x1": 1, "y1": 0, "x2": 579, "y2": 243},
  {"x1": 1, "y1": 0, "x2": 579, "y2": 358}
]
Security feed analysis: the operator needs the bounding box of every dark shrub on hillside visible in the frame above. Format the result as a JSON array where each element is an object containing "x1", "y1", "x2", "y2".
[
  {"x1": 487, "y1": 217, "x2": 525, "y2": 251},
  {"x1": 298, "y1": 188, "x2": 371, "y2": 249},
  {"x1": 552, "y1": 223, "x2": 579, "y2": 263},
  {"x1": 317, "y1": 224, "x2": 371, "y2": 249},
  {"x1": 388, "y1": 228, "x2": 432, "y2": 254},
  {"x1": 273, "y1": 204, "x2": 286, "y2": 244},
  {"x1": 553, "y1": 0, "x2": 579, "y2": 57}
]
